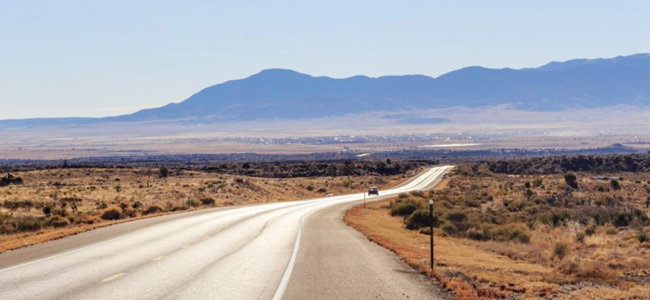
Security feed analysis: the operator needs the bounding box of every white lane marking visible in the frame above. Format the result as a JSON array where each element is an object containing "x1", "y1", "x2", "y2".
[
  {"x1": 152, "y1": 255, "x2": 165, "y2": 261},
  {"x1": 0, "y1": 166, "x2": 453, "y2": 276},
  {"x1": 270, "y1": 166, "x2": 452, "y2": 300},
  {"x1": 271, "y1": 211, "x2": 310, "y2": 300},
  {"x1": 101, "y1": 272, "x2": 125, "y2": 283}
]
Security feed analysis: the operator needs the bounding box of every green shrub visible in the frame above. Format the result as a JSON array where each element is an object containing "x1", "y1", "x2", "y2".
[
  {"x1": 490, "y1": 223, "x2": 531, "y2": 244},
  {"x1": 186, "y1": 199, "x2": 199, "y2": 208},
  {"x1": 447, "y1": 211, "x2": 467, "y2": 222},
  {"x1": 466, "y1": 227, "x2": 488, "y2": 241},
  {"x1": 441, "y1": 222, "x2": 457, "y2": 235},
  {"x1": 390, "y1": 202, "x2": 418, "y2": 217},
  {"x1": 405, "y1": 209, "x2": 436, "y2": 230},
  {"x1": 100, "y1": 206, "x2": 122, "y2": 220},
  {"x1": 13, "y1": 216, "x2": 44, "y2": 232}
]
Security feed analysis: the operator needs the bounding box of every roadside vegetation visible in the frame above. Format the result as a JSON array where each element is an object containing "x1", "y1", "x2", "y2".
[
  {"x1": 0, "y1": 160, "x2": 415, "y2": 252},
  {"x1": 348, "y1": 154, "x2": 650, "y2": 299}
]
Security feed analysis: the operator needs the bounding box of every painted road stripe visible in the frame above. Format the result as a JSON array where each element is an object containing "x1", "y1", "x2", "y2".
[
  {"x1": 152, "y1": 255, "x2": 165, "y2": 261},
  {"x1": 101, "y1": 273, "x2": 125, "y2": 283}
]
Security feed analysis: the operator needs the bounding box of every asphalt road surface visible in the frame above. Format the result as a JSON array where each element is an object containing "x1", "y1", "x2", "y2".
[{"x1": 0, "y1": 166, "x2": 452, "y2": 300}]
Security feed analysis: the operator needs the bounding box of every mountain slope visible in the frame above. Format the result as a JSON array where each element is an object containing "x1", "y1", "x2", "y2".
[
  {"x1": 5, "y1": 53, "x2": 650, "y2": 126},
  {"x1": 117, "y1": 53, "x2": 650, "y2": 122}
]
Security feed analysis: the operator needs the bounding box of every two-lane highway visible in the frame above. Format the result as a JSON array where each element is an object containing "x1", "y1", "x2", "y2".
[{"x1": 0, "y1": 166, "x2": 452, "y2": 300}]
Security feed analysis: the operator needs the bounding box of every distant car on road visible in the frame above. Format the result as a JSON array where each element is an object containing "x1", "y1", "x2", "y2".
[{"x1": 368, "y1": 187, "x2": 379, "y2": 195}]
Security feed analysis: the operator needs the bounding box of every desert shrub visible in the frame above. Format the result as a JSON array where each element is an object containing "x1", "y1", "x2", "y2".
[
  {"x1": 76, "y1": 214, "x2": 101, "y2": 224},
  {"x1": 3, "y1": 200, "x2": 34, "y2": 210},
  {"x1": 410, "y1": 190, "x2": 425, "y2": 198},
  {"x1": 0, "y1": 173, "x2": 23, "y2": 187},
  {"x1": 441, "y1": 222, "x2": 457, "y2": 235},
  {"x1": 200, "y1": 198, "x2": 216, "y2": 206},
  {"x1": 121, "y1": 208, "x2": 137, "y2": 218},
  {"x1": 317, "y1": 188, "x2": 327, "y2": 193},
  {"x1": 610, "y1": 179, "x2": 620, "y2": 190},
  {"x1": 186, "y1": 199, "x2": 199, "y2": 208},
  {"x1": 46, "y1": 215, "x2": 70, "y2": 228},
  {"x1": 576, "y1": 232, "x2": 585, "y2": 243},
  {"x1": 542, "y1": 209, "x2": 569, "y2": 226},
  {"x1": 606, "y1": 227, "x2": 618, "y2": 235},
  {"x1": 397, "y1": 193, "x2": 408, "y2": 200},
  {"x1": 42, "y1": 206, "x2": 52, "y2": 215},
  {"x1": 144, "y1": 205, "x2": 163, "y2": 215},
  {"x1": 490, "y1": 223, "x2": 531, "y2": 243},
  {"x1": 559, "y1": 257, "x2": 613, "y2": 279},
  {"x1": 585, "y1": 225, "x2": 596, "y2": 236},
  {"x1": 447, "y1": 211, "x2": 467, "y2": 222},
  {"x1": 564, "y1": 174, "x2": 578, "y2": 189},
  {"x1": 158, "y1": 166, "x2": 169, "y2": 178},
  {"x1": 553, "y1": 242, "x2": 569, "y2": 260},
  {"x1": 390, "y1": 202, "x2": 418, "y2": 217},
  {"x1": 405, "y1": 209, "x2": 436, "y2": 230},
  {"x1": 466, "y1": 227, "x2": 489, "y2": 241},
  {"x1": 100, "y1": 206, "x2": 122, "y2": 220},
  {"x1": 132, "y1": 201, "x2": 143, "y2": 209},
  {"x1": 639, "y1": 232, "x2": 649, "y2": 243},
  {"x1": 306, "y1": 185, "x2": 314, "y2": 191},
  {"x1": 12, "y1": 216, "x2": 44, "y2": 232}
]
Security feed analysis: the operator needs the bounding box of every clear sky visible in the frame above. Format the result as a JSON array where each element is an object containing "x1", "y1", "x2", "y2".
[{"x1": 1, "y1": 0, "x2": 649, "y2": 119}]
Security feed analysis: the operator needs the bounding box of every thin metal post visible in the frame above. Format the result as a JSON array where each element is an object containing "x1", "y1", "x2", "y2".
[
  {"x1": 363, "y1": 192, "x2": 366, "y2": 208},
  {"x1": 429, "y1": 199, "x2": 434, "y2": 270}
]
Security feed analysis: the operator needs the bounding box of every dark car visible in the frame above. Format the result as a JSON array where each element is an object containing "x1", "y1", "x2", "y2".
[{"x1": 368, "y1": 187, "x2": 379, "y2": 195}]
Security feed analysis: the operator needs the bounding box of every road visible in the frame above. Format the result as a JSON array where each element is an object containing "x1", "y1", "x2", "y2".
[{"x1": 0, "y1": 166, "x2": 452, "y2": 300}]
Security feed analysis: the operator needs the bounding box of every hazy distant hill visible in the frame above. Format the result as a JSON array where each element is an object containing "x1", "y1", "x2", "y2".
[{"x1": 4, "y1": 53, "x2": 650, "y2": 126}]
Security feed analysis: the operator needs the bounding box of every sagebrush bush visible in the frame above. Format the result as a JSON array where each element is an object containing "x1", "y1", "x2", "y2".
[
  {"x1": 405, "y1": 209, "x2": 436, "y2": 230},
  {"x1": 100, "y1": 206, "x2": 122, "y2": 220},
  {"x1": 200, "y1": 198, "x2": 216, "y2": 206},
  {"x1": 441, "y1": 222, "x2": 457, "y2": 235},
  {"x1": 390, "y1": 202, "x2": 418, "y2": 217},
  {"x1": 144, "y1": 205, "x2": 163, "y2": 215},
  {"x1": 12, "y1": 216, "x2": 44, "y2": 232},
  {"x1": 46, "y1": 215, "x2": 70, "y2": 228},
  {"x1": 553, "y1": 242, "x2": 569, "y2": 260},
  {"x1": 489, "y1": 223, "x2": 531, "y2": 244}
]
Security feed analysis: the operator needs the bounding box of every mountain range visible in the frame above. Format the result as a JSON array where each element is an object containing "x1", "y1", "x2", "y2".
[{"x1": 4, "y1": 53, "x2": 650, "y2": 127}]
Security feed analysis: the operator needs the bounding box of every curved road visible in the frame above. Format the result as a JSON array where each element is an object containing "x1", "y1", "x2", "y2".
[{"x1": 0, "y1": 166, "x2": 452, "y2": 300}]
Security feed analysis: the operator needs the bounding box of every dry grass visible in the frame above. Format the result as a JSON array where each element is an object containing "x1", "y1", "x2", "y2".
[
  {"x1": 0, "y1": 167, "x2": 405, "y2": 252},
  {"x1": 345, "y1": 167, "x2": 650, "y2": 300}
]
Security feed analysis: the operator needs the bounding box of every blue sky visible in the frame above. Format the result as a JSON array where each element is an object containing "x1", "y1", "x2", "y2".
[{"x1": 1, "y1": 0, "x2": 649, "y2": 119}]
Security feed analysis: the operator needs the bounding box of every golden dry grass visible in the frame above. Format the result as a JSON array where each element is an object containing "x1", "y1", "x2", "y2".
[
  {"x1": 347, "y1": 200, "x2": 650, "y2": 299},
  {"x1": 0, "y1": 167, "x2": 405, "y2": 252}
]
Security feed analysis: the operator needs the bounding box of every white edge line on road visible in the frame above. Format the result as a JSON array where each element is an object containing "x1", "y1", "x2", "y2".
[
  {"x1": 271, "y1": 209, "x2": 312, "y2": 300},
  {"x1": 0, "y1": 166, "x2": 453, "y2": 276},
  {"x1": 271, "y1": 165, "x2": 452, "y2": 300}
]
